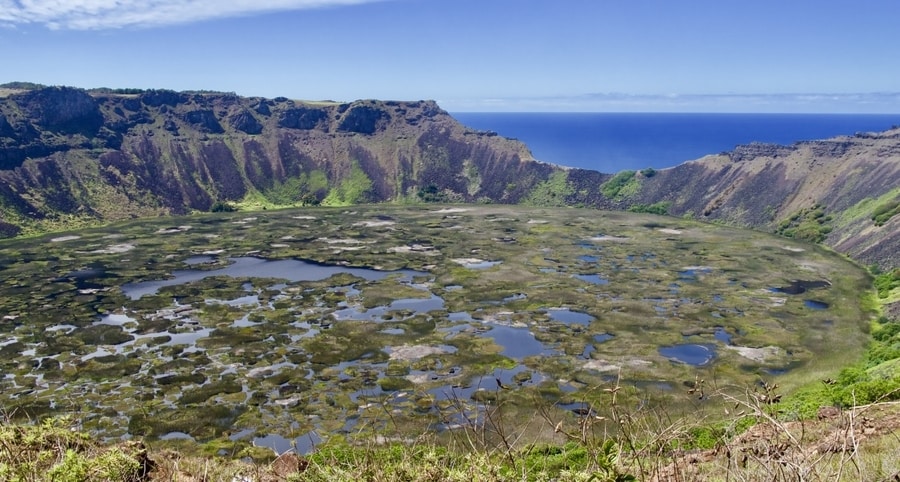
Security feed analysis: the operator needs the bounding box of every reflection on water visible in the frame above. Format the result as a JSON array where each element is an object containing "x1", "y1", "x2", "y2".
[
  {"x1": 769, "y1": 280, "x2": 831, "y2": 295},
  {"x1": 713, "y1": 327, "x2": 732, "y2": 344},
  {"x1": 575, "y1": 274, "x2": 609, "y2": 285},
  {"x1": 659, "y1": 344, "x2": 716, "y2": 366},
  {"x1": 804, "y1": 300, "x2": 829, "y2": 310},
  {"x1": 480, "y1": 325, "x2": 552, "y2": 358},
  {"x1": 546, "y1": 308, "x2": 594, "y2": 326},
  {"x1": 332, "y1": 295, "x2": 445, "y2": 322},
  {"x1": 429, "y1": 365, "x2": 543, "y2": 402},
  {"x1": 121, "y1": 257, "x2": 424, "y2": 299},
  {"x1": 253, "y1": 431, "x2": 322, "y2": 455}
]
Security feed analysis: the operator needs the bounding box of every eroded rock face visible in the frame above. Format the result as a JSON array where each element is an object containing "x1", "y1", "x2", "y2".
[
  {"x1": 278, "y1": 107, "x2": 327, "y2": 130},
  {"x1": 727, "y1": 142, "x2": 796, "y2": 162},
  {"x1": 228, "y1": 110, "x2": 263, "y2": 135},
  {"x1": 140, "y1": 89, "x2": 188, "y2": 107},
  {"x1": 338, "y1": 105, "x2": 388, "y2": 134},
  {"x1": 14, "y1": 87, "x2": 103, "y2": 135},
  {"x1": 182, "y1": 110, "x2": 224, "y2": 134},
  {"x1": 0, "y1": 86, "x2": 538, "y2": 235},
  {"x1": 631, "y1": 129, "x2": 900, "y2": 269}
]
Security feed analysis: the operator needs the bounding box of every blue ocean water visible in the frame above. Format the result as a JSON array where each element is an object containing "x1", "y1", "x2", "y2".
[{"x1": 451, "y1": 113, "x2": 900, "y2": 173}]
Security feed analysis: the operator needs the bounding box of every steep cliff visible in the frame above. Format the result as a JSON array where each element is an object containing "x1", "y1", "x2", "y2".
[
  {"x1": 0, "y1": 86, "x2": 557, "y2": 235},
  {"x1": 1, "y1": 85, "x2": 898, "y2": 271}
]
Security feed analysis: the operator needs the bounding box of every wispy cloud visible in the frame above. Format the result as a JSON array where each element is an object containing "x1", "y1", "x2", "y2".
[
  {"x1": 0, "y1": 0, "x2": 385, "y2": 30},
  {"x1": 445, "y1": 92, "x2": 900, "y2": 113}
]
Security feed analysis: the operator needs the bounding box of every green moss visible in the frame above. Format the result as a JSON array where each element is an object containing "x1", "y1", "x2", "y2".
[
  {"x1": 180, "y1": 379, "x2": 243, "y2": 404},
  {"x1": 377, "y1": 376, "x2": 414, "y2": 391}
]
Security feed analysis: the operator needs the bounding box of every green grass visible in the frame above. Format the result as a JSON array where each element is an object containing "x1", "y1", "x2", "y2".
[
  {"x1": 873, "y1": 199, "x2": 900, "y2": 226},
  {"x1": 0, "y1": 417, "x2": 150, "y2": 482},
  {"x1": 523, "y1": 171, "x2": 575, "y2": 207},
  {"x1": 833, "y1": 186, "x2": 900, "y2": 229}
]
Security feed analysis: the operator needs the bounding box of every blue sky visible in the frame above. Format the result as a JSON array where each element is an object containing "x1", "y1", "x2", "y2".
[{"x1": 1, "y1": 0, "x2": 899, "y2": 112}]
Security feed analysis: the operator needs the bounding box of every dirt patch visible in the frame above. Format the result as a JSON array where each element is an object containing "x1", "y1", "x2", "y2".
[
  {"x1": 156, "y1": 226, "x2": 192, "y2": 234},
  {"x1": 725, "y1": 345, "x2": 785, "y2": 363}
]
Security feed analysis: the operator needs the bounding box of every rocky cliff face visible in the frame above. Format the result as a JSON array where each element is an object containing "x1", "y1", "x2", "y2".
[
  {"x1": 1, "y1": 85, "x2": 898, "y2": 271},
  {"x1": 0, "y1": 86, "x2": 557, "y2": 236},
  {"x1": 629, "y1": 130, "x2": 900, "y2": 269}
]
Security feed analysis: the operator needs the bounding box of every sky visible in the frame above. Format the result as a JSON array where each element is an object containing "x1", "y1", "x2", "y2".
[{"x1": 1, "y1": 0, "x2": 899, "y2": 113}]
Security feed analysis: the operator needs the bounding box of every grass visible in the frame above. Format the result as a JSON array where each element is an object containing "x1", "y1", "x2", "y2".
[
  {"x1": 4, "y1": 377, "x2": 900, "y2": 481},
  {"x1": 600, "y1": 171, "x2": 638, "y2": 200}
]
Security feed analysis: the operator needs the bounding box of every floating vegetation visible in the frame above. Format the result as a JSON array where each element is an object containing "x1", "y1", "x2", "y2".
[{"x1": 0, "y1": 205, "x2": 873, "y2": 454}]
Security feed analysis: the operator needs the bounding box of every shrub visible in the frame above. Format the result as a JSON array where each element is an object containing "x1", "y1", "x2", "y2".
[
  {"x1": 601, "y1": 171, "x2": 637, "y2": 199},
  {"x1": 872, "y1": 199, "x2": 900, "y2": 226},
  {"x1": 210, "y1": 201, "x2": 237, "y2": 212},
  {"x1": 628, "y1": 202, "x2": 671, "y2": 215},
  {"x1": 523, "y1": 171, "x2": 574, "y2": 207},
  {"x1": 874, "y1": 269, "x2": 900, "y2": 298},
  {"x1": 775, "y1": 204, "x2": 832, "y2": 243}
]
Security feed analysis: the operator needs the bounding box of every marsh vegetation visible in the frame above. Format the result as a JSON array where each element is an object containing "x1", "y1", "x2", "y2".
[{"x1": 0, "y1": 205, "x2": 874, "y2": 462}]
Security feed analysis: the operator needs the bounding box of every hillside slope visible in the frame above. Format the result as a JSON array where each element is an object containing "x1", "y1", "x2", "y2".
[
  {"x1": 1, "y1": 84, "x2": 898, "y2": 273},
  {"x1": 0, "y1": 86, "x2": 563, "y2": 235},
  {"x1": 629, "y1": 131, "x2": 900, "y2": 269}
]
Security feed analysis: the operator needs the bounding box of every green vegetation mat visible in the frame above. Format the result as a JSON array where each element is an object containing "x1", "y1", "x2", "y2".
[{"x1": 0, "y1": 205, "x2": 878, "y2": 469}]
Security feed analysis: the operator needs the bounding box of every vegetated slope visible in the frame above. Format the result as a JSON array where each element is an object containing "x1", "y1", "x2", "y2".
[
  {"x1": 1, "y1": 84, "x2": 899, "y2": 275},
  {"x1": 627, "y1": 131, "x2": 900, "y2": 271},
  {"x1": 0, "y1": 85, "x2": 563, "y2": 236}
]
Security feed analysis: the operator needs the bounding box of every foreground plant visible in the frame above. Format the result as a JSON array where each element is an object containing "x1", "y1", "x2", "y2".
[{"x1": 0, "y1": 416, "x2": 152, "y2": 482}]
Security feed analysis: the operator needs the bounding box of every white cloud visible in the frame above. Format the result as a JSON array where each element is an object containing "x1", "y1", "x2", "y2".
[{"x1": 0, "y1": 0, "x2": 385, "y2": 30}]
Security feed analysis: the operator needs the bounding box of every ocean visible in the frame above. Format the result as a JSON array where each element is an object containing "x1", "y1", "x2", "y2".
[{"x1": 451, "y1": 113, "x2": 900, "y2": 173}]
